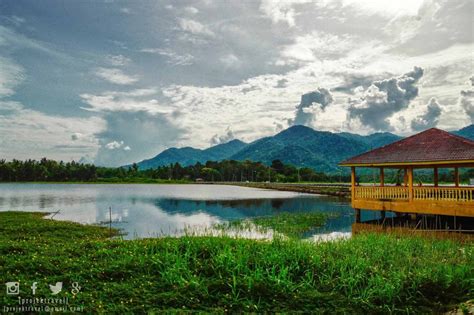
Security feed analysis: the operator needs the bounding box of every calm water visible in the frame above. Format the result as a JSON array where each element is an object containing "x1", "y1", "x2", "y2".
[{"x1": 0, "y1": 184, "x2": 375, "y2": 239}]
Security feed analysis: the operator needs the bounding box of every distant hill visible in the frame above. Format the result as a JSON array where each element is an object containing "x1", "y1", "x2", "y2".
[
  {"x1": 137, "y1": 139, "x2": 248, "y2": 169},
  {"x1": 454, "y1": 124, "x2": 474, "y2": 140},
  {"x1": 135, "y1": 125, "x2": 472, "y2": 172},
  {"x1": 337, "y1": 132, "x2": 402, "y2": 149},
  {"x1": 230, "y1": 126, "x2": 399, "y2": 172}
]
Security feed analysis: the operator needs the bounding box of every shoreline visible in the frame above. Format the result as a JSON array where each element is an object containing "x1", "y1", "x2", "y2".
[
  {"x1": 226, "y1": 182, "x2": 350, "y2": 198},
  {"x1": 0, "y1": 181, "x2": 351, "y2": 197}
]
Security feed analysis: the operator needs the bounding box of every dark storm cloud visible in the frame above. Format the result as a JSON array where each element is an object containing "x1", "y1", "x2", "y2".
[
  {"x1": 461, "y1": 75, "x2": 474, "y2": 123},
  {"x1": 410, "y1": 98, "x2": 442, "y2": 131},
  {"x1": 94, "y1": 111, "x2": 186, "y2": 167},
  {"x1": 292, "y1": 88, "x2": 333, "y2": 126},
  {"x1": 348, "y1": 67, "x2": 424, "y2": 131}
]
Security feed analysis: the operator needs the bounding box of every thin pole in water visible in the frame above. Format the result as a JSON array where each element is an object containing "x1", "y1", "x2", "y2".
[
  {"x1": 109, "y1": 206, "x2": 112, "y2": 235},
  {"x1": 50, "y1": 209, "x2": 60, "y2": 220}
]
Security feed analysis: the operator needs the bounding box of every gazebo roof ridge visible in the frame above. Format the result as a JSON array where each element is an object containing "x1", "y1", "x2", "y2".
[{"x1": 339, "y1": 127, "x2": 474, "y2": 166}]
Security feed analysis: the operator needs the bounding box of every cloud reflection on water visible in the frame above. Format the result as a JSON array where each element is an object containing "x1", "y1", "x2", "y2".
[{"x1": 0, "y1": 184, "x2": 360, "y2": 239}]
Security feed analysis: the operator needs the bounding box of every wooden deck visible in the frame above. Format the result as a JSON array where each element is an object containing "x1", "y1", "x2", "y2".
[{"x1": 353, "y1": 186, "x2": 474, "y2": 217}]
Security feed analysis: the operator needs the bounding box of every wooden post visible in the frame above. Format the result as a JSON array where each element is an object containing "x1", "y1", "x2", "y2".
[
  {"x1": 408, "y1": 167, "x2": 413, "y2": 201},
  {"x1": 403, "y1": 168, "x2": 408, "y2": 186},
  {"x1": 351, "y1": 167, "x2": 356, "y2": 203},
  {"x1": 454, "y1": 167, "x2": 459, "y2": 187},
  {"x1": 380, "y1": 167, "x2": 384, "y2": 187},
  {"x1": 109, "y1": 206, "x2": 112, "y2": 236},
  {"x1": 355, "y1": 209, "x2": 361, "y2": 223},
  {"x1": 351, "y1": 167, "x2": 360, "y2": 223},
  {"x1": 434, "y1": 167, "x2": 438, "y2": 187}
]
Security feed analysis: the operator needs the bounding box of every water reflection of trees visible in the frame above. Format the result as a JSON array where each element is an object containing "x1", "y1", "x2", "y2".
[{"x1": 148, "y1": 197, "x2": 352, "y2": 221}]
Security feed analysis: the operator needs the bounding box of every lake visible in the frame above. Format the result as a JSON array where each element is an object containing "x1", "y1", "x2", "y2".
[{"x1": 0, "y1": 184, "x2": 376, "y2": 240}]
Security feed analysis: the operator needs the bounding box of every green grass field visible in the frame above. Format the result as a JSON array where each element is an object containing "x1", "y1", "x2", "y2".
[{"x1": 0, "y1": 212, "x2": 472, "y2": 313}]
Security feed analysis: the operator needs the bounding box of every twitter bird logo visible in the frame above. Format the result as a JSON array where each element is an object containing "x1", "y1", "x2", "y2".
[{"x1": 49, "y1": 282, "x2": 62, "y2": 295}]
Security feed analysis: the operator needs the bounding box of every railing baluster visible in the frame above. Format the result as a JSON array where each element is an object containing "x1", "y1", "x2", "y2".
[{"x1": 358, "y1": 186, "x2": 473, "y2": 202}]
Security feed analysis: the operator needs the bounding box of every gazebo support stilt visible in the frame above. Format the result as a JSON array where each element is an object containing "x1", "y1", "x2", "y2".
[{"x1": 355, "y1": 209, "x2": 361, "y2": 223}]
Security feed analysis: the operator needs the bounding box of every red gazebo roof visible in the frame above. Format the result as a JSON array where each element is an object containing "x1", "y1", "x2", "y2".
[{"x1": 340, "y1": 128, "x2": 474, "y2": 167}]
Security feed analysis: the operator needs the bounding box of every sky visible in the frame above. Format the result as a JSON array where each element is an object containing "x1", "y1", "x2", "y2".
[{"x1": 0, "y1": 0, "x2": 472, "y2": 166}]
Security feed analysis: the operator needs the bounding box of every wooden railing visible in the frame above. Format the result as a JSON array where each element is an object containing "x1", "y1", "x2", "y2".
[
  {"x1": 355, "y1": 186, "x2": 409, "y2": 200},
  {"x1": 354, "y1": 186, "x2": 474, "y2": 202},
  {"x1": 413, "y1": 187, "x2": 474, "y2": 202}
]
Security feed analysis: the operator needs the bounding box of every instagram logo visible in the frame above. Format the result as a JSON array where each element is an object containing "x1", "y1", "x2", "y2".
[{"x1": 5, "y1": 282, "x2": 20, "y2": 295}]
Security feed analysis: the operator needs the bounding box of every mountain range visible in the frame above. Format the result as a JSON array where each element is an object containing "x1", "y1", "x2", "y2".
[
  {"x1": 135, "y1": 124, "x2": 474, "y2": 173},
  {"x1": 136, "y1": 139, "x2": 248, "y2": 170},
  {"x1": 454, "y1": 124, "x2": 474, "y2": 139}
]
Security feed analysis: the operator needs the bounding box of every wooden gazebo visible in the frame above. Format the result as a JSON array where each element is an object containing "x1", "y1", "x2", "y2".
[{"x1": 339, "y1": 128, "x2": 474, "y2": 222}]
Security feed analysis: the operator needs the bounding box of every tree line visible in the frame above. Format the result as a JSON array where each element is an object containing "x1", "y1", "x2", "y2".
[
  {"x1": 0, "y1": 158, "x2": 472, "y2": 183},
  {"x1": 0, "y1": 158, "x2": 344, "y2": 183}
]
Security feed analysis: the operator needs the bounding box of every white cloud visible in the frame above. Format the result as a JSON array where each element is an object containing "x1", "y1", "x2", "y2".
[
  {"x1": 337, "y1": 0, "x2": 425, "y2": 17},
  {"x1": 259, "y1": 0, "x2": 312, "y2": 27},
  {"x1": 104, "y1": 141, "x2": 134, "y2": 153},
  {"x1": 95, "y1": 67, "x2": 139, "y2": 85},
  {"x1": 177, "y1": 18, "x2": 215, "y2": 37},
  {"x1": 159, "y1": 35, "x2": 472, "y2": 142},
  {"x1": 106, "y1": 54, "x2": 131, "y2": 66},
  {"x1": 184, "y1": 6, "x2": 199, "y2": 15},
  {"x1": 383, "y1": 1, "x2": 441, "y2": 44},
  {"x1": 120, "y1": 7, "x2": 131, "y2": 14},
  {"x1": 105, "y1": 140, "x2": 124, "y2": 150},
  {"x1": 277, "y1": 31, "x2": 356, "y2": 65},
  {"x1": 0, "y1": 101, "x2": 24, "y2": 111},
  {"x1": 0, "y1": 56, "x2": 24, "y2": 97},
  {"x1": 220, "y1": 54, "x2": 242, "y2": 69},
  {"x1": 162, "y1": 74, "x2": 298, "y2": 146},
  {"x1": 93, "y1": 111, "x2": 186, "y2": 166},
  {"x1": 0, "y1": 102, "x2": 106, "y2": 161},
  {"x1": 460, "y1": 77, "x2": 474, "y2": 124},
  {"x1": 140, "y1": 48, "x2": 194, "y2": 66},
  {"x1": 4, "y1": 15, "x2": 26, "y2": 27},
  {"x1": 1, "y1": 0, "x2": 472, "y2": 165},
  {"x1": 0, "y1": 25, "x2": 69, "y2": 60},
  {"x1": 80, "y1": 88, "x2": 176, "y2": 115},
  {"x1": 107, "y1": 88, "x2": 158, "y2": 97}
]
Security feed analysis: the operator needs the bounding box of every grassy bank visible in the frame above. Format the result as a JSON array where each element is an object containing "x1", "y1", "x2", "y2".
[
  {"x1": 215, "y1": 212, "x2": 331, "y2": 239},
  {"x1": 231, "y1": 182, "x2": 350, "y2": 197},
  {"x1": 1, "y1": 212, "x2": 473, "y2": 313}
]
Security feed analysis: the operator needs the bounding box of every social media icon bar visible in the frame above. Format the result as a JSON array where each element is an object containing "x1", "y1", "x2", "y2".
[
  {"x1": 49, "y1": 282, "x2": 62, "y2": 295},
  {"x1": 5, "y1": 281, "x2": 80, "y2": 296},
  {"x1": 5, "y1": 282, "x2": 20, "y2": 295}
]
